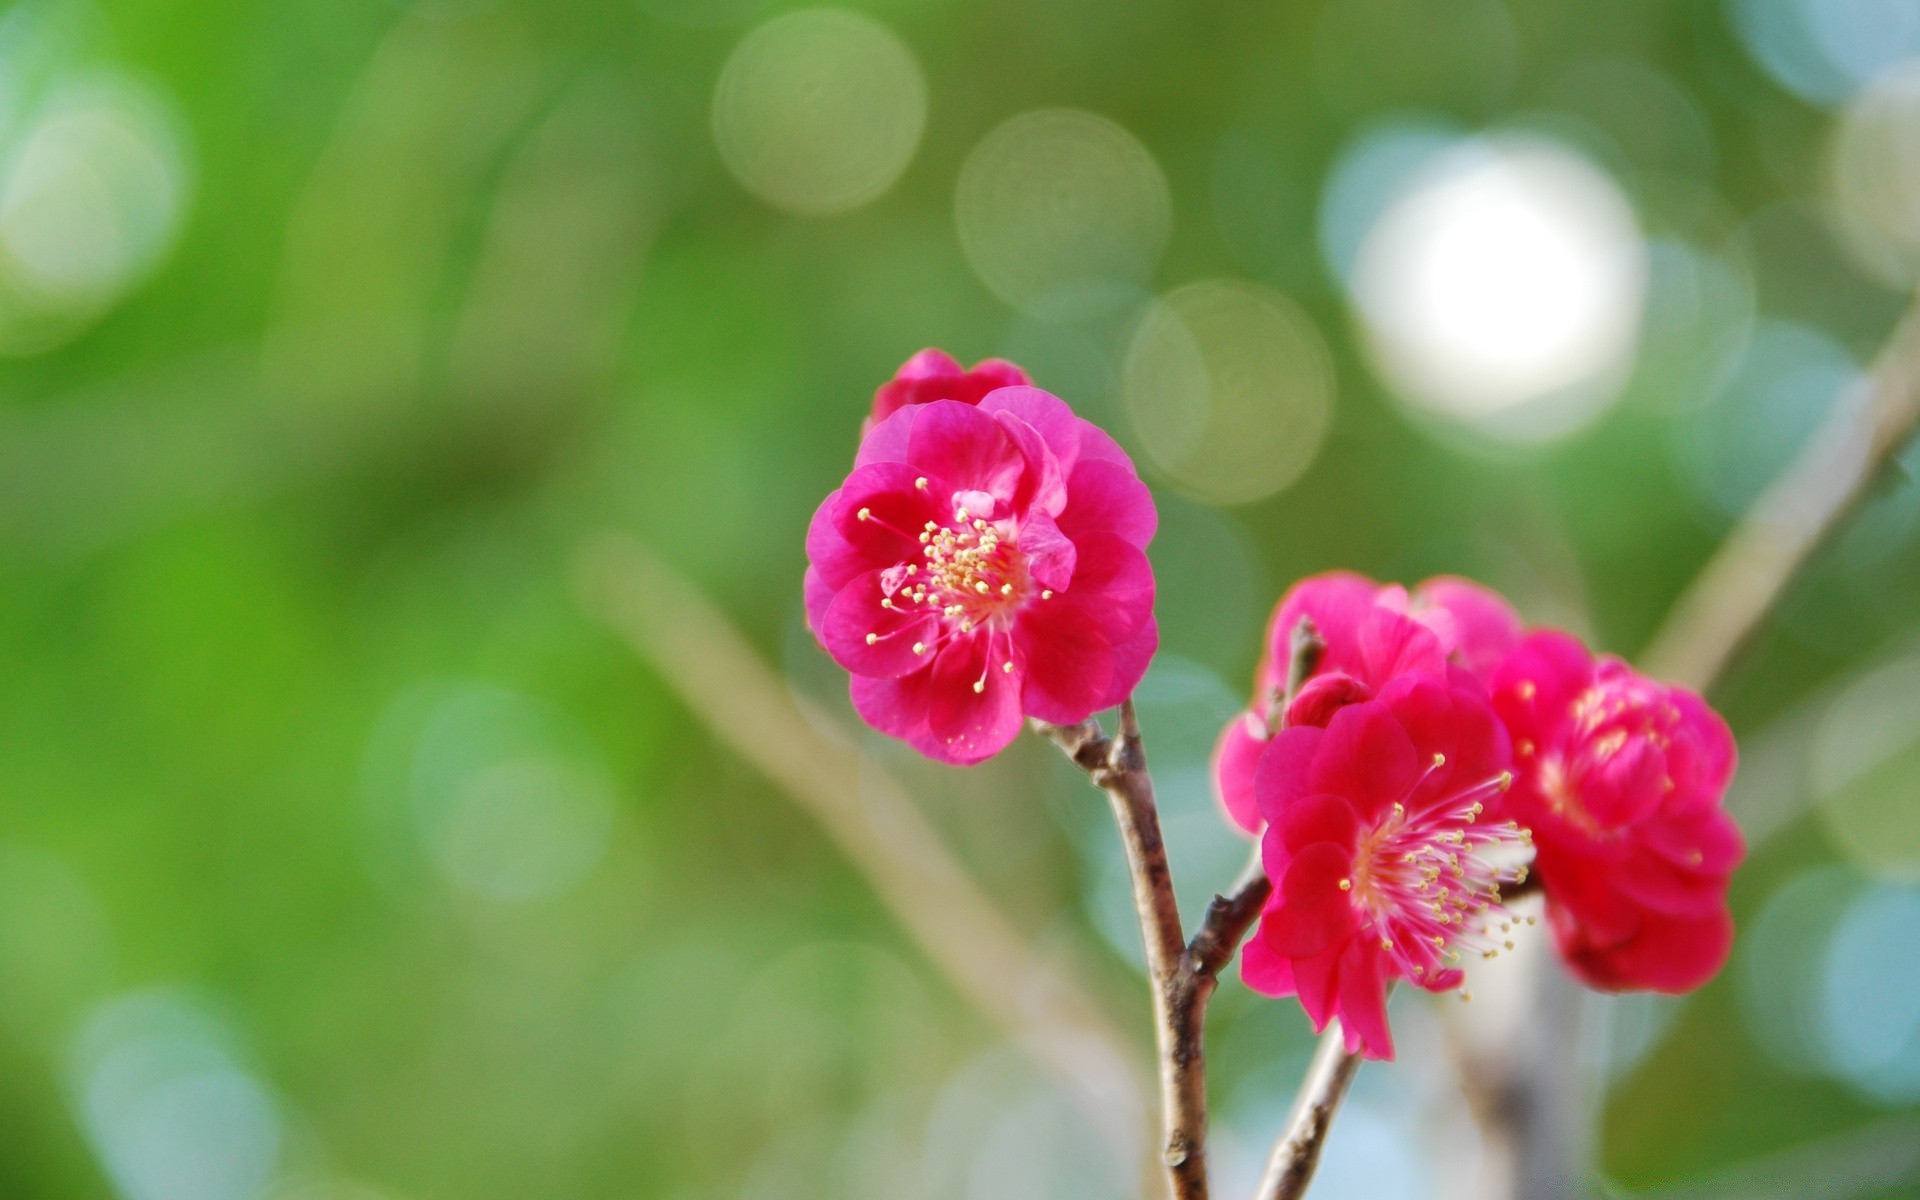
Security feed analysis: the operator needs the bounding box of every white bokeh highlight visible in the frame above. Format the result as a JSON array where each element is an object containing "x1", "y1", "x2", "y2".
[
  {"x1": 0, "y1": 71, "x2": 192, "y2": 354},
  {"x1": 68, "y1": 990, "x2": 282, "y2": 1200},
  {"x1": 1347, "y1": 136, "x2": 1647, "y2": 444}
]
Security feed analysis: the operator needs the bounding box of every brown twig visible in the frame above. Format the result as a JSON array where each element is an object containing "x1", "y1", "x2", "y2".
[
  {"x1": 1642, "y1": 297, "x2": 1920, "y2": 692},
  {"x1": 1038, "y1": 620, "x2": 1326, "y2": 1198},
  {"x1": 572, "y1": 534, "x2": 1150, "y2": 1124},
  {"x1": 1256, "y1": 1023, "x2": 1365, "y2": 1200},
  {"x1": 1038, "y1": 701, "x2": 1205, "y2": 1197}
]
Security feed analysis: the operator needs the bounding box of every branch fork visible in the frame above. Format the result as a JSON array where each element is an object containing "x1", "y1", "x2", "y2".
[{"x1": 1036, "y1": 621, "x2": 1337, "y2": 1200}]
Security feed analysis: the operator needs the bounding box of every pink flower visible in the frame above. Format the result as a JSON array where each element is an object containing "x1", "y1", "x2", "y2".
[
  {"x1": 1489, "y1": 633, "x2": 1744, "y2": 993},
  {"x1": 806, "y1": 389, "x2": 1157, "y2": 764},
  {"x1": 1241, "y1": 673, "x2": 1529, "y2": 1060},
  {"x1": 1214, "y1": 573, "x2": 1522, "y2": 834},
  {"x1": 866, "y1": 349, "x2": 1032, "y2": 432}
]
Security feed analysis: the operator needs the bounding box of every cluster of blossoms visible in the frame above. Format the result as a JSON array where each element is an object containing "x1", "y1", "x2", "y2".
[
  {"x1": 805, "y1": 350, "x2": 1744, "y2": 1062},
  {"x1": 1214, "y1": 574, "x2": 1744, "y2": 1057}
]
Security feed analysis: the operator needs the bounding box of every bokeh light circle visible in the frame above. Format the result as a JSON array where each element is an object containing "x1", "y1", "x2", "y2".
[
  {"x1": 1348, "y1": 135, "x2": 1647, "y2": 444},
  {"x1": 1820, "y1": 881, "x2": 1920, "y2": 1104},
  {"x1": 0, "y1": 72, "x2": 192, "y2": 355},
  {"x1": 712, "y1": 9, "x2": 927, "y2": 216},
  {"x1": 1730, "y1": 0, "x2": 1920, "y2": 107},
  {"x1": 378, "y1": 681, "x2": 622, "y2": 904},
  {"x1": 68, "y1": 990, "x2": 282, "y2": 1200},
  {"x1": 1122, "y1": 279, "x2": 1335, "y2": 505},
  {"x1": 1676, "y1": 319, "x2": 1863, "y2": 521},
  {"x1": 1813, "y1": 655, "x2": 1920, "y2": 882},
  {"x1": 1741, "y1": 866, "x2": 1864, "y2": 1078},
  {"x1": 1828, "y1": 62, "x2": 1920, "y2": 288},
  {"x1": 955, "y1": 109, "x2": 1171, "y2": 320}
]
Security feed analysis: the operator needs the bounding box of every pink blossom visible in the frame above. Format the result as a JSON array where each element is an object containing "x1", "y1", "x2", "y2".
[
  {"x1": 866, "y1": 348, "x2": 1032, "y2": 432},
  {"x1": 1489, "y1": 633, "x2": 1744, "y2": 993},
  {"x1": 1214, "y1": 573, "x2": 1522, "y2": 834},
  {"x1": 806, "y1": 389, "x2": 1157, "y2": 764},
  {"x1": 1241, "y1": 673, "x2": 1529, "y2": 1060}
]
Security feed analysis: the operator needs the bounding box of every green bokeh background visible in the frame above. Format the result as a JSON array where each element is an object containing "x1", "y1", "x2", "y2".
[{"x1": 4, "y1": 0, "x2": 1920, "y2": 1196}]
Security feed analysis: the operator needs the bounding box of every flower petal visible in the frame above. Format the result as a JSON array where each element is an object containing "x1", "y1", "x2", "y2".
[
  {"x1": 1263, "y1": 841, "x2": 1361, "y2": 958},
  {"x1": 1056, "y1": 458, "x2": 1157, "y2": 549},
  {"x1": 1059, "y1": 531, "x2": 1154, "y2": 641},
  {"x1": 926, "y1": 636, "x2": 1025, "y2": 764},
  {"x1": 1309, "y1": 701, "x2": 1420, "y2": 819},
  {"x1": 1017, "y1": 510, "x2": 1078, "y2": 593},
  {"x1": 1097, "y1": 617, "x2": 1158, "y2": 710},
  {"x1": 1413, "y1": 576, "x2": 1522, "y2": 680},
  {"x1": 855, "y1": 403, "x2": 922, "y2": 467},
  {"x1": 1015, "y1": 598, "x2": 1114, "y2": 725},
  {"x1": 1335, "y1": 940, "x2": 1394, "y2": 1060},
  {"x1": 818, "y1": 571, "x2": 940, "y2": 678},
  {"x1": 1213, "y1": 711, "x2": 1269, "y2": 836},
  {"x1": 831, "y1": 462, "x2": 949, "y2": 561},
  {"x1": 1253, "y1": 725, "x2": 1325, "y2": 826},
  {"x1": 905, "y1": 400, "x2": 1027, "y2": 503},
  {"x1": 1241, "y1": 932, "x2": 1297, "y2": 997}
]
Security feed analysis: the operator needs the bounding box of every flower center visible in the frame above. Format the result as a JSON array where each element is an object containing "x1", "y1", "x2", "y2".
[
  {"x1": 912, "y1": 508, "x2": 1029, "y2": 627},
  {"x1": 1345, "y1": 759, "x2": 1533, "y2": 994}
]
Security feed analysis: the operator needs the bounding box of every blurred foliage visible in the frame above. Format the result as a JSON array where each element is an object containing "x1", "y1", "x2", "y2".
[{"x1": 3, "y1": 0, "x2": 1920, "y2": 1197}]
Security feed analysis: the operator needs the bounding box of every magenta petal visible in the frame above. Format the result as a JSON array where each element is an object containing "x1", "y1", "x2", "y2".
[
  {"x1": 1017, "y1": 510, "x2": 1078, "y2": 593},
  {"x1": 905, "y1": 400, "x2": 1026, "y2": 503},
  {"x1": 994, "y1": 409, "x2": 1068, "y2": 517},
  {"x1": 806, "y1": 489, "x2": 876, "y2": 617},
  {"x1": 1335, "y1": 942, "x2": 1394, "y2": 1060},
  {"x1": 1061, "y1": 531, "x2": 1154, "y2": 641},
  {"x1": 1015, "y1": 599, "x2": 1114, "y2": 725},
  {"x1": 1414, "y1": 576, "x2": 1522, "y2": 680},
  {"x1": 1264, "y1": 842, "x2": 1360, "y2": 958},
  {"x1": 1213, "y1": 712, "x2": 1269, "y2": 836},
  {"x1": 1578, "y1": 739, "x2": 1667, "y2": 829},
  {"x1": 1309, "y1": 701, "x2": 1419, "y2": 820},
  {"x1": 850, "y1": 671, "x2": 934, "y2": 741},
  {"x1": 979, "y1": 386, "x2": 1084, "y2": 474},
  {"x1": 1612, "y1": 850, "x2": 1729, "y2": 917},
  {"x1": 1252, "y1": 726, "x2": 1325, "y2": 826},
  {"x1": 925, "y1": 638, "x2": 1024, "y2": 764},
  {"x1": 1643, "y1": 807, "x2": 1745, "y2": 875},
  {"x1": 1563, "y1": 906, "x2": 1734, "y2": 993},
  {"x1": 831, "y1": 462, "x2": 948, "y2": 558},
  {"x1": 1276, "y1": 793, "x2": 1362, "y2": 854},
  {"x1": 1096, "y1": 617, "x2": 1157, "y2": 710},
  {"x1": 1241, "y1": 933, "x2": 1298, "y2": 998},
  {"x1": 819, "y1": 572, "x2": 939, "y2": 678},
  {"x1": 1268, "y1": 572, "x2": 1385, "y2": 681},
  {"x1": 1291, "y1": 945, "x2": 1342, "y2": 1032},
  {"x1": 855, "y1": 403, "x2": 922, "y2": 467},
  {"x1": 803, "y1": 566, "x2": 836, "y2": 636},
  {"x1": 1378, "y1": 673, "x2": 1509, "y2": 801},
  {"x1": 1285, "y1": 672, "x2": 1373, "y2": 729},
  {"x1": 1057, "y1": 458, "x2": 1157, "y2": 548},
  {"x1": 1670, "y1": 689, "x2": 1738, "y2": 797},
  {"x1": 1357, "y1": 605, "x2": 1447, "y2": 683},
  {"x1": 1491, "y1": 631, "x2": 1595, "y2": 732}
]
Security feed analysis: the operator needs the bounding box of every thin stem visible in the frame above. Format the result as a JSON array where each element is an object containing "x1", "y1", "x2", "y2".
[
  {"x1": 1256, "y1": 1024, "x2": 1364, "y2": 1200},
  {"x1": 1039, "y1": 701, "x2": 1205, "y2": 1198},
  {"x1": 1039, "y1": 621, "x2": 1328, "y2": 1198},
  {"x1": 1643, "y1": 296, "x2": 1920, "y2": 692}
]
